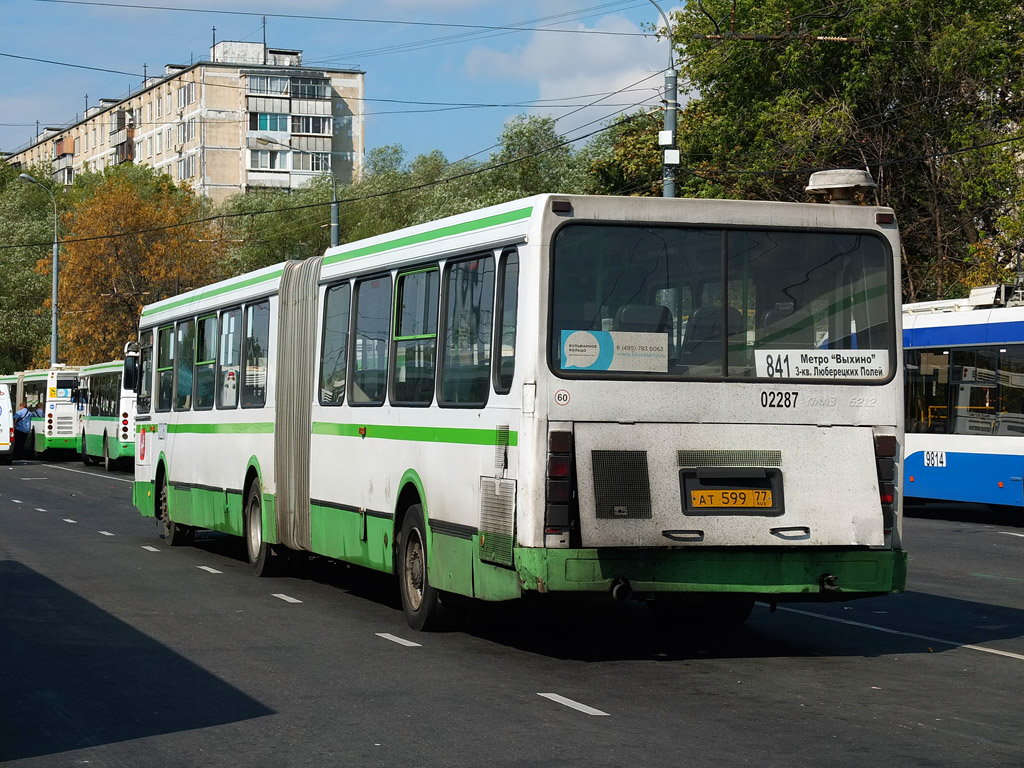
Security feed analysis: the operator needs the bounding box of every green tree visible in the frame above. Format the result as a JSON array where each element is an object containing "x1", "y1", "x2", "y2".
[
  {"x1": 667, "y1": 0, "x2": 1024, "y2": 301},
  {"x1": 0, "y1": 163, "x2": 57, "y2": 371}
]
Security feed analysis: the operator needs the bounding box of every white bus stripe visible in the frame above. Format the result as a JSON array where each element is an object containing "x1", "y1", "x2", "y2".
[
  {"x1": 272, "y1": 593, "x2": 302, "y2": 603},
  {"x1": 197, "y1": 565, "x2": 222, "y2": 574},
  {"x1": 773, "y1": 605, "x2": 1024, "y2": 662},
  {"x1": 375, "y1": 632, "x2": 422, "y2": 647},
  {"x1": 537, "y1": 693, "x2": 610, "y2": 716}
]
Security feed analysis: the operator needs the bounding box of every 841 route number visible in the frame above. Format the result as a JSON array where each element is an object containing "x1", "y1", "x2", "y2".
[{"x1": 761, "y1": 391, "x2": 799, "y2": 408}]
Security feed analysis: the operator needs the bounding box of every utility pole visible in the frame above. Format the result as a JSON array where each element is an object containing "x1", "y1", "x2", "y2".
[{"x1": 649, "y1": 1, "x2": 678, "y2": 198}]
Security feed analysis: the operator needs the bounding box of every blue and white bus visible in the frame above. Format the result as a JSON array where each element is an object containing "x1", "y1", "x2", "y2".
[{"x1": 904, "y1": 285, "x2": 1024, "y2": 507}]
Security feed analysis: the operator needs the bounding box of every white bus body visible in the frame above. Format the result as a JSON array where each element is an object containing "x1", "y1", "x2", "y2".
[
  {"x1": 0, "y1": 378, "x2": 13, "y2": 464},
  {"x1": 3, "y1": 367, "x2": 80, "y2": 455},
  {"x1": 133, "y1": 194, "x2": 906, "y2": 629},
  {"x1": 77, "y1": 359, "x2": 136, "y2": 470}
]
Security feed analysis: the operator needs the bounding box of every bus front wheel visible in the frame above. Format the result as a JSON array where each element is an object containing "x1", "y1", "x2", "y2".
[{"x1": 159, "y1": 475, "x2": 194, "y2": 546}]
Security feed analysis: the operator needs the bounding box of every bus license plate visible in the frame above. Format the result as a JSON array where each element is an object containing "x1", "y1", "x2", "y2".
[{"x1": 690, "y1": 490, "x2": 773, "y2": 509}]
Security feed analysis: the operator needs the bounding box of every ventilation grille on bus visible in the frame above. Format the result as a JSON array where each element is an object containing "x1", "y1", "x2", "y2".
[
  {"x1": 479, "y1": 477, "x2": 515, "y2": 566},
  {"x1": 592, "y1": 450, "x2": 652, "y2": 519},
  {"x1": 55, "y1": 416, "x2": 75, "y2": 435},
  {"x1": 677, "y1": 449, "x2": 782, "y2": 468}
]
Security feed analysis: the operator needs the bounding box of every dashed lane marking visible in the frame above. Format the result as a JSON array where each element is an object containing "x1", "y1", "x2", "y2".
[
  {"x1": 62, "y1": 518, "x2": 76, "y2": 524},
  {"x1": 376, "y1": 633, "x2": 422, "y2": 647},
  {"x1": 197, "y1": 565, "x2": 222, "y2": 574},
  {"x1": 98, "y1": 531, "x2": 115, "y2": 536},
  {"x1": 272, "y1": 593, "x2": 302, "y2": 604},
  {"x1": 537, "y1": 693, "x2": 610, "y2": 717},
  {"x1": 20, "y1": 477, "x2": 46, "y2": 480},
  {"x1": 12, "y1": 500, "x2": 23, "y2": 504},
  {"x1": 35, "y1": 508, "x2": 46, "y2": 512},
  {"x1": 141, "y1": 545, "x2": 160, "y2": 552},
  {"x1": 773, "y1": 605, "x2": 1024, "y2": 662},
  {"x1": 999, "y1": 531, "x2": 1024, "y2": 538}
]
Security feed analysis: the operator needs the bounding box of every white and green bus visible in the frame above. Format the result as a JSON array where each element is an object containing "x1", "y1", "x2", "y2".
[
  {"x1": 3, "y1": 367, "x2": 80, "y2": 457},
  {"x1": 77, "y1": 358, "x2": 137, "y2": 471},
  {"x1": 133, "y1": 189, "x2": 907, "y2": 630}
]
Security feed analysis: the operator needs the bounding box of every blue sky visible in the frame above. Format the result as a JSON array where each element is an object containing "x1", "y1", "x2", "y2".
[{"x1": 1, "y1": 0, "x2": 677, "y2": 164}]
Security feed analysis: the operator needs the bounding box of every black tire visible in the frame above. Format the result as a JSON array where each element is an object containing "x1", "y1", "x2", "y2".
[
  {"x1": 159, "y1": 474, "x2": 194, "y2": 546},
  {"x1": 27, "y1": 430, "x2": 37, "y2": 460},
  {"x1": 102, "y1": 436, "x2": 114, "y2": 472},
  {"x1": 398, "y1": 504, "x2": 447, "y2": 631},
  {"x1": 81, "y1": 433, "x2": 94, "y2": 466},
  {"x1": 244, "y1": 480, "x2": 278, "y2": 577}
]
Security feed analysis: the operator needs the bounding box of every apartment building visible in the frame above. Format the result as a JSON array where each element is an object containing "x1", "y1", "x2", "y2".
[{"x1": 7, "y1": 42, "x2": 364, "y2": 204}]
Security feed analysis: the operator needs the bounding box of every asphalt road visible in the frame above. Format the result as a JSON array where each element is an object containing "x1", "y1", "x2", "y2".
[{"x1": 1, "y1": 458, "x2": 1022, "y2": 767}]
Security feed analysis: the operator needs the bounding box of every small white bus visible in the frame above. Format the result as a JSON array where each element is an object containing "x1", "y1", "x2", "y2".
[
  {"x1": 77, "y1": 358, "x2": 137, "y2": 471},
  {"x1": 0, "y1": 378, "x2": 13, "y2": 464},
  {"x1": 133, "y1": 189, "x2": 906, "y2": 630}
]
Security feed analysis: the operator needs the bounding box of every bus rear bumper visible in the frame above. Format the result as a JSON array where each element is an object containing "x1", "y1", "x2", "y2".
[{"x1": 514, "y1": 547, "x2": 908, "y2": 599}]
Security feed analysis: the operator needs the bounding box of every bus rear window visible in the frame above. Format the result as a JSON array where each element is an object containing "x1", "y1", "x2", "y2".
[{"x1": 549, "y1": 224, "x2": 893, "y2": 382}]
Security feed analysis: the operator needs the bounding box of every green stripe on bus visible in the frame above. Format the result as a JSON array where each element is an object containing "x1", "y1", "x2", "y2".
[
  {"x1": 322, "y1": 207, "x2": 533, "y2": 266},
  {"x1": 166, "y1": 422, "x2": 275, "y2": 434},
  {"x1": 81, "y1": 363, "x2": 123, "y2": 374},
  {"x1": 141, "y1": 268, "x2": 285, "y2": 318},
  {"x1": 312, "y1": 421, "x2": 518, "y2": 446}
]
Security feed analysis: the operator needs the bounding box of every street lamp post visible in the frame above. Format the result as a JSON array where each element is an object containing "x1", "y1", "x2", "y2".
[
  {"x1": 255, "y1": 136, "x2": 339, "y2": 247},
  {"x1": 19, "y1": 173, "x2": 60, "y2": 364},
  {"x1": 648, "y1": 0, "x2": 678, "y2": 198}
]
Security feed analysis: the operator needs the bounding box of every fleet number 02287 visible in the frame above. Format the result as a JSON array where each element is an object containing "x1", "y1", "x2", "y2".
[{"x1": 761, "y1": 391, "x2": 799, "y2": 408}]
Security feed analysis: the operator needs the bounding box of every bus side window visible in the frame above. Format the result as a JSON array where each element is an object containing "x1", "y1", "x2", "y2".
[
  {"x1": 494, "y1": 251, "x2": 519, "y2": 394},
  {"x1": 174, "y1": 319, "x2": 195, "y2": 411},
  {"x1": 319, "y1": 283, "x2": 351, "y2": 405},
  {"x1": 440, "y1": 254, "x2": 495, "y2": 407},
  {"x1": 218, "y1": 308, "x2": 241, "y2": 409},
  {"x1": 392, "y1": 268, "x2": 438, "y2": 406},
  {"x1": 242, "y1": 301, "x2": 270, "y2": 408},
  {"x1": 156, "y1": 325, "x2": 174, "y2": 412},
  {"x1": 194, "y1": 314, "x2": 217, "y2": 410},
  {"x1": 350, "y1": 276, "x2": 392, "y2": 406},
  {"x1": 138, "y1": 339, "x2": 153, "y2": 414}
]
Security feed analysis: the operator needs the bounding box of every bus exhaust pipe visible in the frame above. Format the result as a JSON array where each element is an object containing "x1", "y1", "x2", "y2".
[{"x1": 611, "y1": 577, "x2": 632, "y2": 601}]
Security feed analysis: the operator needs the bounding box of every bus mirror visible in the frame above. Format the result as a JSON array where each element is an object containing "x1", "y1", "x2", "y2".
[{"x1": 123, "y1": 356, "x2": 139, "y2": 391}]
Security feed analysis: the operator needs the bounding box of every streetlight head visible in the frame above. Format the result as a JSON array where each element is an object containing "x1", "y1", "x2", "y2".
[{"x1": 18, "y1": 173, "x2": 38, "y2": 183}]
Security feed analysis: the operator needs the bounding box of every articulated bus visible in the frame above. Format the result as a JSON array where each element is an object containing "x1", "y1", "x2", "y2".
[
  {"x1": 77, "y1": 358, "x2": 137, "y2": 471},
  {"x1": 904, "y1": 286, "x2": 1024, "y2": 508},
  {"x1": 1, "y1": 367, "x2": 80, "y2": 457},
  {"x1": 133, "y1": 191, "x2": 906, "y2": 630}
]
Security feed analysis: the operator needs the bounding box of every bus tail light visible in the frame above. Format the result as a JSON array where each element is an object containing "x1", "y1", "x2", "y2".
[
  {"x1": 122, "y1": 412, "x2": 128, "y2": 419},
  {"x1": 546, "y1": 430, "x2": 577, "y2": 548},
  {"x1": 874, "y1": 435, "x2": 898, "y2": 530}
]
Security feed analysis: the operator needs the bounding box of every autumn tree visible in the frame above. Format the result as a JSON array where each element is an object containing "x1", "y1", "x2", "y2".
[{"x1": 55, "y1": 165, "x2": 225, "y2": 365}]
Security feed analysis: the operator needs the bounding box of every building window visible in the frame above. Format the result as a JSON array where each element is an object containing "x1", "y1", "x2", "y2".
[
  {"x1": 291, "y1": 115, "x2": 332, "y2": 135},
  {"x1": 156, "y1": 132, "x2": 162, "y2": 154},
  {"x1": 177, "y1": 81, "x2": 195, "y2": 110},
  {"x1": 248, "y1": 75, "x2": 289, "y2": 95},
  {"x1": 293, "y1": 152, "x2": 330, "y2": 172},
  {"x1": 291, "y1": 77, "x2": 330, "y2": 99},
  {"x1": 156, "y1": 96, "x2": 161, "y2": 118},
  {"x1": 249, "y1": 149, "x2": 287, "y2": 170},
  {"x1": 248, "y1": 113, "x2": 289, "y2": 132},
  {"x1": 176, "y1": 119, "x2": 196, "y2": 145},
  {"x1": 147, "y1": 137, "x2": 153, "y2": 157},
  {"x1": 177, "y1": 154, "x2": 195, "y2": 179}
]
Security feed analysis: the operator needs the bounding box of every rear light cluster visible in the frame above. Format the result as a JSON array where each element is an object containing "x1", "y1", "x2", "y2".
[
  {"x1": 121, "y1": 411, "x2": 130, "y2": 441},
  {"x1": 874, "y1": 435, "x2": 898, "y2": 531},
  {"x1": 545, "y1": 430, "x2": 577, "y2": 548},
  {"x1": 46, "y1": 412, "x2": 53, "y2": 433},
  {"x1": 8, "y1": 427, "x2": 12, "y2": 444}
]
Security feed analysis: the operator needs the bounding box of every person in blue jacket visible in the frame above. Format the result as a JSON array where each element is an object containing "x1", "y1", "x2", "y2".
[{"x1": 13, "y1": 401, "x2": 42, "y2": 458}]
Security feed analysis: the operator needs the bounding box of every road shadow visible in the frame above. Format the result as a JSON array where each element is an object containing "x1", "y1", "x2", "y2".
[
  {"x1": 904, "y1": 499, "x2": 1024, "y2": 527},
  {"x1": 0, "y1": 560, "x2": 273, "y2": 761}
]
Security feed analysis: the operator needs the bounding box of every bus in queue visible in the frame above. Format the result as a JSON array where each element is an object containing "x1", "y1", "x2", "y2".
[
  {"x1": 77, "y1": 356, "x2": 137, "y2": 471},
  {"x1": 132, "y1": 186, "x2": 906, "y2": 631},
  {"x1": 0, "y1": 378, "x2": 13, "y2": 464},
  {"x1": 904, "y1": 284, "x2": 1024, "y2": 508},
  {"x1": 1, "y1": 367, "x2": 79, "y2": 457}
]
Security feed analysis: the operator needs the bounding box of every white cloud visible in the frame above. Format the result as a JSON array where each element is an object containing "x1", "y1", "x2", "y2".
[{"x1": 464, "y1": 12, "x2": 669, "y2": 139}]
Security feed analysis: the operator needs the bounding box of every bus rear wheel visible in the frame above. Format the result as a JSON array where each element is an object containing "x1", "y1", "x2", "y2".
[
  {"x1": 159, "y1": 475, "x2": 194, "y2": 546},
  {"x1": 102, "y1": 436, "x2": 115, "y2": 472},
  {"x1": 244, "y1": 480, "x2": 279, "y2": 577},
  {"x1": 398, "y1": 504, "x2": 448, "y2": 631},
  {"x1": 81, "y1": 433, "x2": 95, "y2": 466}
]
